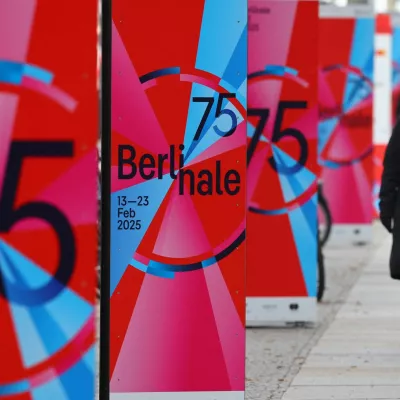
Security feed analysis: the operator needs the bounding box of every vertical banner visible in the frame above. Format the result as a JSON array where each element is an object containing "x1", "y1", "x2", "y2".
[
  {"x1": 246, "y1": 0, "x2": 318, "y2": 325},
  {"x1": 373, "y1": 14, "x2": 392, "y2": 217},
  {"x1": 391, "y1": 13, "x2": 400, "y2": 125},
  {"x1": 319, "y1": 4, "x2": 375, "y2": 244},
  {"x1": 104, "y1": 1, "x2": 247, "y2": 399},
  {"x1": 0, "y1": 1, "x2": 98, "y2": 399}
]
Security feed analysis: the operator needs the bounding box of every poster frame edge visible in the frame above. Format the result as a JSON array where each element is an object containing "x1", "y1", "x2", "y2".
[
  {"x1": 99, "y1": 0, "x2": 112, "y2": 398},
  {"x1": 246, "y1": 297, "x2": 317, "y2": 326},
  {"x1": 319, "y1": 3, "x2": 374, "y2": 19}
]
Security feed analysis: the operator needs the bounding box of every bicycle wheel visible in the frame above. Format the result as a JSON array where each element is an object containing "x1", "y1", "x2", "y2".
[
  {"x1": 318, "y1": 192, "x2": 332, "y2": 247},
  {"x1": 317, "y1": 238, "x2": 325, "y2": 302}
]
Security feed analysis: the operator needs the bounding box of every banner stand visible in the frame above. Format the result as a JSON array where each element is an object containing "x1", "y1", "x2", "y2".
[
  {"x1": 319, "y1": 2, "x2": 375, "y2": 246},
  {"x1": 373, "y1": 14, "x2": 392, "y2": 220},
  {"x1": 246, "y1": 0, "x2": 318, "y2": 326},
  {"x1": 0, "y1": 1, "x2": 98, "y2": 399},
  {"x1": 329, "y1": 225, "x2": 372, "y2": 246},
  {"x1": 101, "y1": 1, "x2": 247, "y2": 399},
  {"x1": 246, "y1": 298, "x2": 316, "y2": 327}
]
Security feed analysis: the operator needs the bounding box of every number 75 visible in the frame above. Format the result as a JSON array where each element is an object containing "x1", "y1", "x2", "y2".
[
  {"x1": 192, "y1": 93, "x2": 238, "y2": 141},
  {"x1": 247, "y1": 100, "x2": 308, "y2": 175}
]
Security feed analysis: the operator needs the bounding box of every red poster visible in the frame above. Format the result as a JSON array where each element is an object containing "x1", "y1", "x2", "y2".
[
  {"x1": 247, "y1": 0, "x2": 318, "y2": 324},
  {"x1": 319, "y1": 9, "x2": 374, "y2": 243},
  {"x1": 0, "y1": 1, "x2": 98, "y2": 399},
  {"x1": 102, "y1": 0, "x2": 247, "y2": 399}
]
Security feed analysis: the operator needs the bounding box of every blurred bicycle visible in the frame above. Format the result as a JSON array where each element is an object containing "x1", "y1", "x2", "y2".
[
  {"x1": 318, "y1": 180, "x2": 332, "y2": 247},
  {"x1": 317, "y1": 180, "x2": 331, "y2": 302},
  {"x1": 317, "y1": 232, "x2": 325, "y2": 302}
]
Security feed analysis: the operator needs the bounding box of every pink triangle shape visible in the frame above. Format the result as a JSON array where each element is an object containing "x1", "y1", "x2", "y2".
[
  {"x1": 152, "y1": 183, "x2": 213, "y2": 259},
  {"x1": 110, "y1": 269, "x2": 231, "y2": 392},
  {"x1": 112, "y1": 23, "x2": 169, "y2": 155},
  {"x1": 186, "y1": 121, "x2": 246, "y2": 168}
]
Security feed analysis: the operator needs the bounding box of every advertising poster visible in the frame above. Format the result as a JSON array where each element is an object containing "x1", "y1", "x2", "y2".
[
  {"x1": 373, "y1": 14, "x2": 392, "y2": 217},
  {"x1": 319, "y1": 3, "x2": 375, "y2": 244},
  {"x1": 0, "y1": 1, "x2": 98, "y2": 399},
  {"x1": 246, "y1": 0, "x2": 318, "y2": 324},
  {"x1": 391, "y1": 13, "x2": 400, "y2": 126},
  {"x1": 103, "y1": 0, "x2": 247, "y2": 399}
]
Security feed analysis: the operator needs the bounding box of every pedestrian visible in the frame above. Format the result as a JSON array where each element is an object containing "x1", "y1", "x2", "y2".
[{"x1": 379, "y1": 98, "x2": 400, "y2": 279}]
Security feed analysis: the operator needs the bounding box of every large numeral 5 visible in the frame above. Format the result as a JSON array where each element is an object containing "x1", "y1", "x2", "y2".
[
  {"x1": 0, "y1": 141, "x2": 75, "y2": 305},
  {"x1": 269, "y1": 101, "x2": 308, "y2": 174}
]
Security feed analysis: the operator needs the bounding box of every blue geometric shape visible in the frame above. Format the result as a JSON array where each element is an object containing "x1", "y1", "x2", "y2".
[
  {"x1": 219, "y1": 78, "x2": 246, "y2": 108},
  {"x1": 0, "y1": 240, "x2": 51, "y2": 289},
  {"x1": 195, "y1": 0, "x2": 247, "y2": 80},
  {"x1": 265, "y1": 65, "x2": 298, "y2": 77},
  {"x1": 182, "y1": 0, "x2": 247, "y2": 163},
  {"x1": 6, "y1": 305, "x2": 48, "y2": 368},
  {"x1": 82, "y1": 345, "x2": 96, "y2": 373},
  {"x1": 273, "y1": 146, "x2": 316, "y2": 203},
  {"x1": 23, "y1": 64, "x2": 53, "y2": 83},
  {"x1": 220, "y1": 28, "x2": 247, "y2": 92},
  {"x1": 110, "y1": 175, "x2": 174, "y2": 294},
  {"x1": 32, "y1": 377, "x2": 68, "y2": 400},
  {"x1": 0, "y1": 240, "x2": 93, "y2": 368},
  {"x1": 236, "y1": 79, "x2": 246, "y2": 106},
  {"x1": 0, "y1": 239, "x2": 70, "y2": 305},
  {"x1": 0, "y1": 60, "x2": 53, "y2": 85},
  {"x1": 343, "y1": 18, "x2": 374, "y2": 111},
  {"x1": 247, "y1": 121, "x2": 267, "y2": 142},
  {"x1": 58, "y1": 356, "x2": 93, "y2": 400},
  {"x1": 349, "y1": 18, "x2": 375, "y2": 77},
  {"x1": 0, "y1": 60, "x2": 23, "y2": 84},
  {"x1": 287, "y1": 195, "x2": 318, "y2": 297},
  {"x1": 129, "y1": 257, "x2": 174, "y2": 279},
  {"x1": 393, "y1": 27, "x2": 400, "y2": 85},
  {"x1": 182, "y1": 82, "x2": 215, "y2": 157},
  {"x1": 247, "y1": 121, "x2": 255, "y2": 139},
  {"x1": 0, "y1": 380, "x2": 30, "y2": 397},
  {"x1": 318, "y1": 117, "x2": 338, "y2": 155}
]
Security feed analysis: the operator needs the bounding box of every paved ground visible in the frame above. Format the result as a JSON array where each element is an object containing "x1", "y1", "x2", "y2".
[
  {"x1": 246, "y1": 224, "x2": 390, "y2": 400},
  {"x1": 280, "y1": 227, "x2": 400, "y2": 400}
]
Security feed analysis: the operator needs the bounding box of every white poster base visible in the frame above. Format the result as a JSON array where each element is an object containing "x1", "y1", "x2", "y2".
[
  {"x1": 328, "y1": 224, "x2": 372, "y2": 246},
  {"x1": 246, "y1": 297, "x2": 316, "y2": 327},
  {"x1": 111, "y1": 392, "x2": 244, "y2": 400}
]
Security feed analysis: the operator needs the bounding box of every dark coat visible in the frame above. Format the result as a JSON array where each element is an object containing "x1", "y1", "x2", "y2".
[
  {"x1": 379, "y1": 107, "x2": 400, "y2": 279},
  {"x1": 379, "y1": 120, "x2": 400, "y2": 220}
]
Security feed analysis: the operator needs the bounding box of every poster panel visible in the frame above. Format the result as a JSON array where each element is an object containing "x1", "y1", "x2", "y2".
[
  {"x1": 0, "y1": 1, "x2": 98, "y2": 399},
  {"x1": 319, "y1": 5, "x2": 375, "y2": 244},
  {"x1": 373, "y1": 14, "x2": 392, "y2": 217},
  {"x1": 103, "y1": 0, "x2": 247, "y2": 399},
  {"x1": 246, "y1": 0, "x2": 318, "y2": 325},
  {"x1": 391, "y1": 13, "x2": 400, "y2": 124}
]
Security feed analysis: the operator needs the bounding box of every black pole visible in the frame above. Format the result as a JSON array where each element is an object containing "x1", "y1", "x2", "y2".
[{"x1": 99, "y1": 0, "x2": 111, "y2": 398}]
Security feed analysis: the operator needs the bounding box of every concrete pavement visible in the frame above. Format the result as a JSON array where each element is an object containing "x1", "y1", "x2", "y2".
[
  {"x1": 282, "y1": 229, "x2": 400, "y2": 400},
  {"x1": 246, "y1": 224, "x2": 388, "y2": 400}
]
